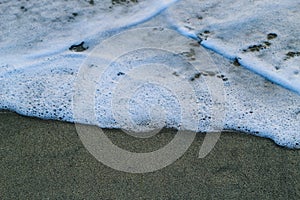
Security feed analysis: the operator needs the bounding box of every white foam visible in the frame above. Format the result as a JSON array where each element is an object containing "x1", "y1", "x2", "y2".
[
  {"x1": 1, "y1": 0, "x2": 300, "y2": 149},
  {"x1": 0, "y1": 0, "x2": 178, "y2": 120},
  {"x1": 0, "y1": 0, "x2": 178, "y2": 69}
]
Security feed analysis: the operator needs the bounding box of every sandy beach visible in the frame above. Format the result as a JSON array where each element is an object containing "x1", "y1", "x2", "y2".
[
  {"x1": 1, "y1": 110, "x2": 299, "y2": 199},
  {"x1": 1, "y1": 0, "x2": 300, "y2": 199}
]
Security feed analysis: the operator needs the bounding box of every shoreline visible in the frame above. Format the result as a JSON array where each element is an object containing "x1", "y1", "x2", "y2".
[{"x1": 1, "y1": 111, "x2": 300, "y2": 199}]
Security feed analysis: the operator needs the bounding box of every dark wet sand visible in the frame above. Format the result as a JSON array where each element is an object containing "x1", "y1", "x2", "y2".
[{"x1": 1, "y1": 111, "x2": 300, "y2": 199}]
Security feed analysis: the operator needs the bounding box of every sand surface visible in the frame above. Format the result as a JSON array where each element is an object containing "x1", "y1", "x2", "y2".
[{"x1": 1, "y1": 111, "x2": 300, "y2": 199}]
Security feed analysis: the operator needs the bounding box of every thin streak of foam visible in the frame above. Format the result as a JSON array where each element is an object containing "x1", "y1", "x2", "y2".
[
  {"x1": 200, "y1": 40, "x2": 300, "y2": 95},
  {"x1": 166, "y1": 25, "x2": 300, "y2": 96},
  {"x1": 166, "y1": 0, "x2": 300, "y2": 96},
  {"x1": 25, "y1": 0, "x2": 180, "y2": 60}
]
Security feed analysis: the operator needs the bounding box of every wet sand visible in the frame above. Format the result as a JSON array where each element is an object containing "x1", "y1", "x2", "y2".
[{"x1": 1, "y1": 111, "x2": 300, "y2": 199}]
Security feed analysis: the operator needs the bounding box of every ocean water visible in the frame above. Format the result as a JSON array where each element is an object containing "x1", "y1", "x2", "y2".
[{"x1": 0, "y1": 0, "x2": 299, "y2": 148}]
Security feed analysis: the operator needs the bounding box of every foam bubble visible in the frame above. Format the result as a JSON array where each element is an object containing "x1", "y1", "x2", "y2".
[{"x1": 1, "y1": 0, "x2": 300, "y2": 149}]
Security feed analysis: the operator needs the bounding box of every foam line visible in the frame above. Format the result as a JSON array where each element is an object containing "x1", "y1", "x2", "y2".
[
  {"x1": 24, "y1": 0, "x2": 180, "y2": 61},
  {"x1": 166, "y1": 0, "x2": 300, "y2": 95}
]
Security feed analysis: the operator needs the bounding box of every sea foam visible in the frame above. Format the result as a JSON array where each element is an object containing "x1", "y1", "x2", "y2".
[{"x1": 0, "y1": 0, "x2": 300, "y2": 148}]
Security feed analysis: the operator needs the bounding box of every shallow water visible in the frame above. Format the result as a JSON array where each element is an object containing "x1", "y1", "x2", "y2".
[{"x1": 0, "y1": 0, "x2": 299, "y2": 148}]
